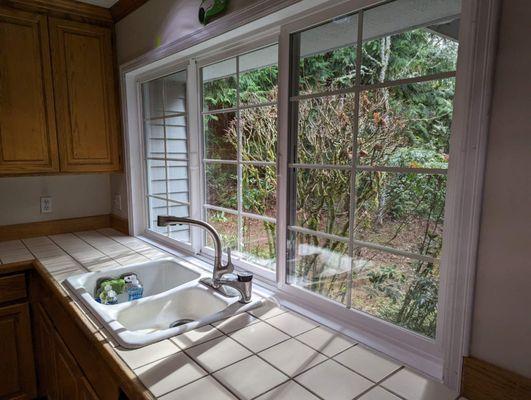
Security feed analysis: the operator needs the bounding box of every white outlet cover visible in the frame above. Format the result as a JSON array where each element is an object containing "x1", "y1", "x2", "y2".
[{"x1": 40, "y1": 196, "x2": 52, "y2": 213}]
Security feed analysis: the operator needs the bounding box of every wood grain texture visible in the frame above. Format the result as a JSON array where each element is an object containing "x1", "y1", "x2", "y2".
[
  {"x1": 33, "y1": 303, "x2": 58, "y2": 399},
  {"x1": 0, "y1": 302, "x2": 37, "y2": 399},
  {"x1": 462, "y1": 356, "x2": 531, "y2": 400},
  {"x1": 1, "y1": 0, "x2": 112, "y2": 23},
  {"x1": 110, "y1": 214, "x2": 129, "y2": 235},
  {"x1": 50, "y1": 17, "x2": 121, "y2": 173},
  {"x1": 110, "y1": 0, "x2": 148, "y2": 22},
  {"x1": 31, "y1": 262, "x2": 155, "y2": 400},
  {"x1": 0, "y1": 273, "x2": 26, "y2": 303},
  {"x1": 0, "y1": 7, "x2": 59, "y2": 174},
  {"x1": 0, "y1": 215, "x2": 111, "y2": 242}
]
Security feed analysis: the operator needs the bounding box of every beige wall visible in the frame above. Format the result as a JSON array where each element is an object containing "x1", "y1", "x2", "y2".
[
  {"x1": 115, "y1": 0, "x2": 262, "y2": 64},
  {"x1": 0, "y1": 174, "x2": 111, "y2": 226},
  {"x1": 469, "y1": 0, "x2": 531, "y2": 378}
]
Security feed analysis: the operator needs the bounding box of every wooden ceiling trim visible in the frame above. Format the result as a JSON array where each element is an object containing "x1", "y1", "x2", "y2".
[{"x1": 110, "y1": 0, "x2": 148, "y2": 22}]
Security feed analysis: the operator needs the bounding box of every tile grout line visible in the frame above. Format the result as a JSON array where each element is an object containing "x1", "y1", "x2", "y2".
[
  {"x1": 72, "y1": 231, "x2": 150, "y2": 266},
  {"x1": 350, "y1": 366, "x2": 407, "y2": 400}
]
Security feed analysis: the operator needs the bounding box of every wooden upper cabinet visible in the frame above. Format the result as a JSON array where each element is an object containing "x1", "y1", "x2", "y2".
[
  {"x1": 0, "y1": 7, "x2": 59, "y2": 174},
  {"x1": 49, "y1": 18, "x2": 121, "y2": 172}
]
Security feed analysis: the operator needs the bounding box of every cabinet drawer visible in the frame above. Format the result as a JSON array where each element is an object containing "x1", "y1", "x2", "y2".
[{"x1": 0, "y1": 274, "x2": 26, "y2": 303}]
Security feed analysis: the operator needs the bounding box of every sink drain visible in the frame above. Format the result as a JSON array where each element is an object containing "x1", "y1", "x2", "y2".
[{"x1": 169, "y1": 318, "x2": 194, "y2": 328}]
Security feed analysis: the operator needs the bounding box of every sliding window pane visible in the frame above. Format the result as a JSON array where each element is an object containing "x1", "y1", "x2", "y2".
[
  {"x1": 361, "y1": 0, "x2": 459, "y2": 85},
  {"x1": 146, "y1": 159, "x2": 166, "y2": 197},
  {"x1": 163, "y1": 71, "x2": 187, "y2": 114},
  {"x1": 206, "y1": 209, "x2": 238, "y2": 251},
  {"x1": 203, "y1": 112, "x2": 237, "y2": 160},
  {"x1": 165, "y1": 115, "x2": 187, "y2": 139},
  {"x1": 241, "y1": 217, "x2": 276, "y2": 270},
  {"x1": 147, "y1": 197, "x2": 168, "y2": 235},
  {"x1": 287, "y1": 231, "x2": 349, "y2": 305},
  {"x1": 357, "y1": 79, "x2": 455, "y2": 167},
  {"x1": 242, "y1": 165, "x2": 276, "y2": 218},
  {"x1": 296, "y1": 94, "x2": 355, "y2": 165},
  {"x1": 351, "y1": 247, "x2": 439, "y2": 338},
  {"x1": 205, "y1": 163, "x2": 237, "y2": 210},
  {"x1": 295, "y1": 14, "x2": 358, "y2": 95},
  {"x1": 354, "y1": 172, "x2": 446, "y2": 258},
  {"x1": 142, "y1": 79, "x2": 164, "y2": 119},
  {"x1": 241, "y1": 106, "x2": 277, "y2": 162},
  {"x1": 239, "y1": 45, "x2": 278, "y2": 105},
  {"x1": 295, "y1": 168, "x2": 350, "y2": 237},
  {"x1": 167, "y1": 160, "x2": 189, "y2": 203},
  {"x1": 202, "y1": 58, "x2": 237, "y2": 111}
]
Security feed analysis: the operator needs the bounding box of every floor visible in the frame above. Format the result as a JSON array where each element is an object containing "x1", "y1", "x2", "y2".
[{"x1": 0, "y1": 229, "x2": 468, "y2": 400}]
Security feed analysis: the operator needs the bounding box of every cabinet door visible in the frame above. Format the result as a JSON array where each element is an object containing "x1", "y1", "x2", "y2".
[
  {"x1": 0, "y1": 7, "x2": 59, "y2": 174},
  {"x1": 33, "y1": 304, "x2": 58, "y2": 399},
  {"x1": 79, "y1": 377, "x2": 100, "y2": 400},
  {"x1": 49, "y1": 18, "x2": 121, "y2": 172},
  {"x1": 0, "y1": 303, "x2": 37, "y2": 399},
  {"x1": 54, "y1": 330, "x2": 82, "y2": 400}
]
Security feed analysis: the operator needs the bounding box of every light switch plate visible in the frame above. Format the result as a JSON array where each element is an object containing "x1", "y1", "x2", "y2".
[{"x1": 40, "y1": 196, "x2": 52, "y2": 213}]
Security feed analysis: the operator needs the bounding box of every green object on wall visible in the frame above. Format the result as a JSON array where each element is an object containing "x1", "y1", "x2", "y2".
[{"x1": 199, "y1": 0, "x2": 228, "y2": 25}]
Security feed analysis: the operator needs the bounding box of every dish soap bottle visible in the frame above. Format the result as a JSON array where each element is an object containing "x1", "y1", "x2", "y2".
[{"x1": 126, "y1": 276, "x2": 143, "y2": 301}]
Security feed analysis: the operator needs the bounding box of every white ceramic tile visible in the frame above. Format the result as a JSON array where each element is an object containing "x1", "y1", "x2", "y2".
[
  {"x1": 266, "y1": 312, "x2": 318, "y2": 336},
  {"x1": 358, "y1": 386, "x2": 401, "y2": 400},
  {"x1": 116, "y1": 340, "x2": 180, "y2": 369},
  {"x1": 159, "y1": 376, "x2": 237, "y2": 400},
  {"x1": 213, "y1": 355, "x2": 288, "y2": 400},
  {"x1": 134, "y1": 352, "x2": 206, "y2": 397},
  {"x1": 212, "y1": 312, "x2": 259, "y2": 334},
  {"x1": 0, "y1": 240, "x2": 33, "y2": 263},
  {"x1": 185, "y1": 335, "x2": 252, "y2": 372},
  {"x1": 381, "y1": 369, "x2": 458, "y2": 400},
  {"x1": 255, "y1": 381, "x2": 320, "y2": 400},
  {"x1": 75, "y1": 231, "x2": 150, "y2": 265},
  {"x1": 334, "y1": 345, "x2": 401, "y2": 381},
  {"x1": 259, "y1": 338, "x2": 327, "y2": 377},
  {"x1": 296, "y1": 326, "x2": 356, "y2": 357},
  {"x1": 230, "y1": 321, "x2": 289, "y2": 352},
  {"x1": 170, "y1": 325, "x2": 224, "y2": 349},
  {"x1": 295, "y1": 360, "x2": 373, "y2": 400},
  {"x1": 248, "y1": 300, "x2": 287, "y2": 320}
]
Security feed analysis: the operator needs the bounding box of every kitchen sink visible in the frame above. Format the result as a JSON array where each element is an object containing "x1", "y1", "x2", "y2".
[{"x1": 64, "y1": 258, "x2": 263, "y2": 348}]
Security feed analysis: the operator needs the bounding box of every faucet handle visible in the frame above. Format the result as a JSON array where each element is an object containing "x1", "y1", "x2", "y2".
[{"x1": 235, "y1": 271, "x2": 253, "y2": 282}]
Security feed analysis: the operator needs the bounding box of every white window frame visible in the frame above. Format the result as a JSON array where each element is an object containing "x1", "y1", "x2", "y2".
[{"x1": 120, "y1": 0, "x2": 498, "y2": 389}]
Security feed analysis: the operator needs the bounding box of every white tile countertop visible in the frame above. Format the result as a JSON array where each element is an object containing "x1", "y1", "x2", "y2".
[{"x1": 0, "y1": 229, "x2": 463, "y2": 400}]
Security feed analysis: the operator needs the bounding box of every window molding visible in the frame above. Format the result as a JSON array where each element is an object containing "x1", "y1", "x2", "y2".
[{"x1": 120, "y1": 0, "x2": 498, "y2": 389}]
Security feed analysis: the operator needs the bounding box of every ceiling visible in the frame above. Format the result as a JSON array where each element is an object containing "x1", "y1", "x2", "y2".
[{"x1": 76, "y1": 0, "x2": 119, "y2": 8}]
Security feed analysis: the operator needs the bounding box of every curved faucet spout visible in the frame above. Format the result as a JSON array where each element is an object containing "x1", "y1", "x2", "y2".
[{"x1": 157, "y1": 216, "x2": 233, "y2": 281}]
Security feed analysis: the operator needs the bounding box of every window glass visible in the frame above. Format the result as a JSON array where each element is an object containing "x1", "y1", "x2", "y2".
[
  {"x1": 142, "y1": 70, "x2": 190, "y2": 242},
  {"x1": 288, "y1": 0, "x2": 460, "y2": 338},
  {"x1": 201, "y1": 45, "x2": 279, "y2": 271}
]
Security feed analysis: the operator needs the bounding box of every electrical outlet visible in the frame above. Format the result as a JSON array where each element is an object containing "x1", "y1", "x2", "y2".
[
  {"x1": 40, "y1": 196, "x2": 52, "y2": 213},
  {"x1": 113, "y1": 194, "x2": 122, "y2": 211}
]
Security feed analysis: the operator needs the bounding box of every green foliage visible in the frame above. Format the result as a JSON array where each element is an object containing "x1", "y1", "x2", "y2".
[{"x1": 202, "y1": 28, "x2": 458, "y2": 338}]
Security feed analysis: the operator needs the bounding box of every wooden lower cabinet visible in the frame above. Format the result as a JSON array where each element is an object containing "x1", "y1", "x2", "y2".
[
  {"x1": 0, "y1": 302, "x2": 37, "y2": 400},
  {"x1": 33, "y1": 304, "x2": 101, "y2": 400}
]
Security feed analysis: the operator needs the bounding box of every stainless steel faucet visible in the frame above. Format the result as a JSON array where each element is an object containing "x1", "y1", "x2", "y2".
[{"x1": 157, "y1": 216, "x2": 253, "y2": 303}]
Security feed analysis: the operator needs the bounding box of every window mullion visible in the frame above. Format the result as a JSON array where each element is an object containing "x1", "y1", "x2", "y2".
[
  {"x1": 161, "y1": 79, "x2": 170, "y2": 237},
  {"x1": 346, "y1": 10, "x2": 364, "y2": 310},
  {"x1": 236, "y1": 55, "x2": 243, "y2": 256}
]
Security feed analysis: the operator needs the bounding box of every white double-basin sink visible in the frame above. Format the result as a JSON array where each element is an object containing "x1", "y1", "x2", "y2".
[{"x1": 64, "y1": 258, "x2": 264, "y2": 348}]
